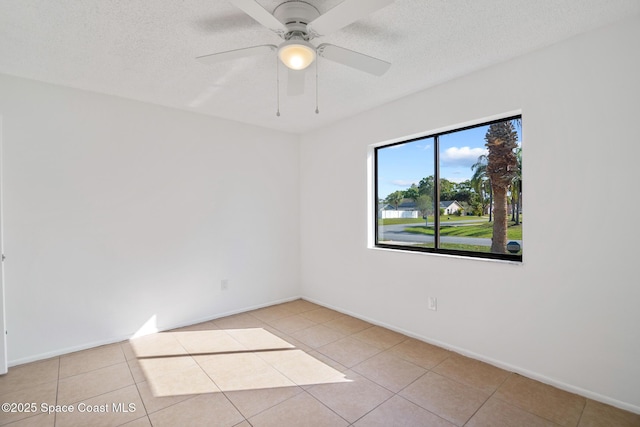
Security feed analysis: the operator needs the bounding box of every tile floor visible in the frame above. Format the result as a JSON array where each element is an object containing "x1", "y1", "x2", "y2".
[{"x1": 1, "y1": 299, "x2": 638, "y2": 427}]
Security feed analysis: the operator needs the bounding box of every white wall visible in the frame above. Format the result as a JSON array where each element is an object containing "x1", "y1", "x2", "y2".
[
  {"x1": 300, "y1": 16, "x2": 640, "y2": 412},
  {"x1": 0, "y1": 74, "x2": 301, "y2": 364}
]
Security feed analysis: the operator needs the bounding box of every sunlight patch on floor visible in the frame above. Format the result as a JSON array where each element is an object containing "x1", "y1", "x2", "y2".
[{"x1": 129, "y1": 328, "x2": 350, "y2": 397}]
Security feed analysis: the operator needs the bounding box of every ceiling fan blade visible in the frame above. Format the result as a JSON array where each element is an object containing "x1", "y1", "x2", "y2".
[
  {"x1": 317, "y1": 43, "x2": 390, "y2": 76},
  {"x1": 307, "y1": 0, "x2": 395, "y2": 37},
  {"x1": 231, "y1": 0, "x2": 287, "y2": 36},
  {"x1": 287, "y1": 68, "x2": 306, "y2": 96},
  {"x1": 196, "y1": 44, "x2": 276, "y2": 65}
]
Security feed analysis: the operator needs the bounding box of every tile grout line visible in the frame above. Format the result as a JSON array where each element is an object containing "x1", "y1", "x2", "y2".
[
  {"x1": 57, "y1": 344, "x2": 129, "y2": 381},
  {"x1": 57, "y1": 382, "x2": 138, "y2": 407},
  {"x1": 300, "y1": 388, "x2": 352, "y2": 426},
  {"x1": 114, "y1": 343, "x2": 149, "y2": 427},
  {"x1": 375, "y1": 350, "x2": 474, "y2": 425},
  {"x1": 218, "y1": 390, "x2": 250, "y2": 426},
  {"x1": 460, "y1": 371, "x2": 513, "y2": 426},
  {"x1": 466, "y1": 373, "x2": 573, "y2": 427},
  {"x1": 251, "y1": 306, "x2": 380, "y2": 425},
  {"x1": 249, "y1": 309, "x2": 345, "y2": 423},
  {"x1": 54, "y1": 355, "x2": 60, "y2": 427},
  {"x1": 481, "y1": 394, "x2": 565, "y2": 426},
  {"x1": 189, "y1": 342, "x2": 252, "y2": 425},
  {"x1": 344, "y1": 336, "x2": 410, "y2": 371},
  {"x1": 574, "y1": 396, "x2": 588, "y2": 427},
  {"x1": 124, "y1": 342, "x2": 151, "y2": 421},
  {"x1": 223, "y1": 385, "x2": 304, "y2": 424},
  {"x1": 271, "y1": 314, "x2": 409, "y2": 426},
  {"x1": 347, "y1": 392, "x2": 396, "y2": 426}
]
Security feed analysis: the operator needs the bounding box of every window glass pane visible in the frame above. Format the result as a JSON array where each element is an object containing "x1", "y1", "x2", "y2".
[
  {"x1": 438, "y1": 119, "x2": 522, "y2": 256},
  {"x1": 376, "y1": 137, "x2": 435, "y2": 249}
]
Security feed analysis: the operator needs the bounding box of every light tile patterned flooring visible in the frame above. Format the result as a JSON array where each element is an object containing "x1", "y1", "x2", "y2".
[{"x1": 1, "y1": 299, "x2": 639, "y2": 426}]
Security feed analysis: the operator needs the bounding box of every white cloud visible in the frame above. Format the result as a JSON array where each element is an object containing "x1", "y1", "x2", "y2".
[
  {"x1": 414, "y1": 143, "x2": 432, "y2": 151},
  {"x1": 391, "y1": 179, "x2": 418, "y2": 187},
  {"x1": 441, "y1": 146, "x2": 487, "y2": 167}
]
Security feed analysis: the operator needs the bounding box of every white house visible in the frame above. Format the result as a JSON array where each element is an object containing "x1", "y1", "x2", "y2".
[
  {"x1": 380, "y1": 200, "x2": 463, "y2": 218},
  {"x1": 440, "y1": 200, "x2": 463, "y2": 215},
  {"x1": 378, "y1": 200, "x2": 420, "y2": 219}
]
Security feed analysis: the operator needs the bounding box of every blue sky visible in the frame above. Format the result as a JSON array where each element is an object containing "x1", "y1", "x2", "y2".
[{"x1": 377, "y1": 124, "x2": 521, "y2": 199}]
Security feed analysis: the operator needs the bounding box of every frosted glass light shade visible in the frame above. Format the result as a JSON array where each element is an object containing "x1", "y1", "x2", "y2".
[{"x1": 278, "y1": 40, "x2": 316, "y2": 70}]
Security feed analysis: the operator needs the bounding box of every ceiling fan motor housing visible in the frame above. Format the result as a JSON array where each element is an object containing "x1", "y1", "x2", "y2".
[{"x1": 273, "y1": 1, "x2": 320, "y2": 38}]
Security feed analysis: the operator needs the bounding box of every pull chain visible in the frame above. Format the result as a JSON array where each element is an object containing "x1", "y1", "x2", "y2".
[
  {"x1": 276, "y1": 56, "x2": 281, "y2": 117},
  {"x1": 315, "y1": 58, "x2": 320, "y2": 114}
]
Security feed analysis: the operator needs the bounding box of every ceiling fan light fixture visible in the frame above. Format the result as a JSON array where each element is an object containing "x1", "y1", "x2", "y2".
[{"x1": 278, "y1": 39, "x2": 316, "y2": 70}]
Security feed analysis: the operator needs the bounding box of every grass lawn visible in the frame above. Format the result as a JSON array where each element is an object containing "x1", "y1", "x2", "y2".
[
  {"x1": 404, "y1": 221, "x2": 523, "y2": 240},
  {"x1": 415, "y1": 243, "x2": 494, "y2": 252}
]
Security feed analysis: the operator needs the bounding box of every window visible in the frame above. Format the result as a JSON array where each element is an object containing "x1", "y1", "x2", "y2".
[{"x1": 375, "y1": 116, "x2": 522, "y2": 262}]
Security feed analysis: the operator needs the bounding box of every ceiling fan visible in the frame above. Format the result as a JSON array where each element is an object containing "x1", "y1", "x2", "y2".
[{"x1": 197, "y1": 0, "x2": 395, "y2": 106}]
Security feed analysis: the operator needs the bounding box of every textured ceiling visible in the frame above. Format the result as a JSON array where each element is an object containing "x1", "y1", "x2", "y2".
[{"x1": 1, "y1": 0, "x2": 638, "y2": 133}]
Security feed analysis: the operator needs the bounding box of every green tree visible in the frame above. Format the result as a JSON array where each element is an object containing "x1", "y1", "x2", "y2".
[
  {"x1": 418, "y1": 176, "x2": 434, "y2": 197},
  {"x1": 439, "y1": 178, "x2": 456, "y2": 201},
  {"x1": 471, "y1": 155, "x2": 492, "y2": 221},
  {"x1": 385, "y1": 191, "x2": 404, "y2": 210},
  {"x1": 509, "y1": 146, "x2": 522, "y2": 225},
  {"x1": 485, "y1": 121, "x2": 519, "y2": 253},
  {"x1": 511, "y1": 120, "x2": 523, "y2": 225},
  {"x1": 451, "y1": 180, "x2": 473, "y2": 205},
  {"x1": 403, "y1": 184, "x2": 420, "y2": 204},
  {"x1": 417, "y1": 194, "x2": 433, "y2": 225}
]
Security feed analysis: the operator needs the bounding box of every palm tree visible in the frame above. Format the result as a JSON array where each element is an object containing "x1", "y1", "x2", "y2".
[
  {"x1": 385, "y1": 191, "x2": 404, "y2": 210},
  {"x1": 509, "y1": 146, "x2": 522, "y2": 225},
  {"x1": 512, "y1": 120, "x2": 523, "y2": 226},
  {"x1": 512, "y1": 146, "x2": 522, "y2": 225},
  {"x1": 484, "y1": 121, "x2": 519, "y2": 254},
  {"x1": 471, "y1": 155, "x2": 492, "y2": 221}
]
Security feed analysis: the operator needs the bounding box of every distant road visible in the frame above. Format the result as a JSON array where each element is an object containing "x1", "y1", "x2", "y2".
[{"x1": 379, "y1": 222, "x2": 522, "y2": 247}]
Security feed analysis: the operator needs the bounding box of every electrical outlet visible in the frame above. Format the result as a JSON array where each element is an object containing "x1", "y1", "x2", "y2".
[
  {"x1": 221, "y1": 279, "x2": 229, "y2": 291},
  {"x1": 428, "y1": 296, "x2": 437, "y2": 311}
]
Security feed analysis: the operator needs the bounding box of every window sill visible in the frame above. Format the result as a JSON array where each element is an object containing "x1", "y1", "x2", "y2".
[{"x1": 369, "y1": 245, "x2": 523, "y2": 265}]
